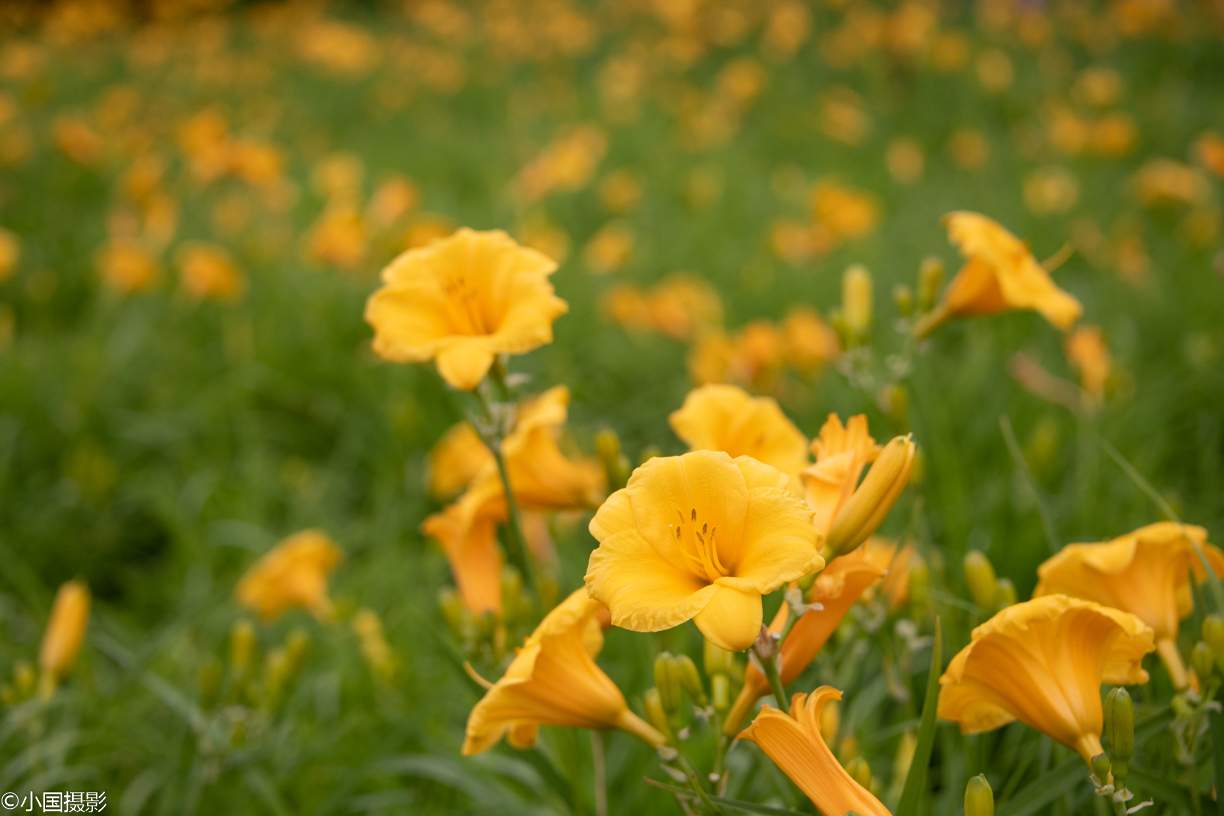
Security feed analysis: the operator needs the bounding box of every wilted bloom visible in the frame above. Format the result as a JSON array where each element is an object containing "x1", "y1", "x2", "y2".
[
  {"x1": 1033, "y1": 522, "x2": 1224, "y2": 689},
  {"x1": 669, "y1": 384, "x2": 808, "y2": 492},
  {"x1": 586, "y1": 450, "x2": 823, "y2": 652},
  {"x1": 236, "y1": 530, "x2": 344, "y2": 621},
  {"x1": 365, "y1": 228, "x2": 568, "y2": 390},
  {"x1": 463, "y1": 588, "x2": 666, "y2": 754},
  {"x1": 725, "y1": 550, "x2": 886, "y2": 733},
  {"x1": 177, "y1": 242, "x2": 245, "y2": 301},
  {"x1": 738, "y1": 687, "x2": 891, "y2": 816},
  {"x1": 938, "y1": 595, "x2": 1154, "y2": 763},
  {"x1": 1064, "y1": 325, "x2": 1111, "y2": 403},
  {"x1": 39, "y1": 580, "x2": 91, "y2": 698},
  {"x1": 916, "y1": 212, "x2": 1083, "y2": 337}
]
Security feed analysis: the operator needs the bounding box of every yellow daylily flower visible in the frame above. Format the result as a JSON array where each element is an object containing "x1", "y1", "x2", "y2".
[
  {"x1": 364, "y1": 228, "x2": 568, "y2": 390},
  {"x1": 1033, "y1": 522, "x2": 1224, "y2": 689},
  {"x1": 738, "y1": 687, "x2": 891, "y2": 816},
  {"x1": 938, "y1": 595, "x2": 1154, "y2": 763},
  {"x1": 421, "y1": 475, "x2": 505, "y2": 616},
  {"x1": 463, "y1": 589, "x2": 666, "y2": 755},
  {"x1": 236, "y1": 530, "x2": 344, "y2": 621},
  {"x1": 39, "y1": 580, "x2": 91, "y2": 699},
  {"x1": 801, "y1": 414, "x2": 880, "y2": 535},
  {"x1": 669, "y1": 384, "x2": 809, "y2": 494},
  {"x1": 916, "y1": 212, "x2": 1083, "y2": 337},
  {"x1": 725, "y1": 549, "x2": 886, "y2": 734},
  {"x1": 427, "y1": 421, "x2": 491, "y2": 500},
  {"x1": 585, "y1": 450, "x2": 823, "y2": 652}
]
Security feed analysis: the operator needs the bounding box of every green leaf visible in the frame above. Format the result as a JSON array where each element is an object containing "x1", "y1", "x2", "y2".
[
  {"x1": 995, "y1": 755, "x2": 1084, "y2": 816},
  {"x1": 894, "y1": 615, "x2": 942, "y2": 816},
  {"x1": 643, "y1": 778, "x2": 806, "y2": 815}
]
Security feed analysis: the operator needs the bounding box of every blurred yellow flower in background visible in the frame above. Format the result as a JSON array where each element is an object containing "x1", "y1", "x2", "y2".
[
  {"x1": 669, "y1": 384, "x2": 809, "y2": 492},
  {"x1": 1064, "y1": 325, "x2": 1111, "y2": 403},
  {"x1": 236, "y1": 530, "x2": 344, "y2": 621},
  {"x1": 938, "y1": 595, "x2": 1154, "y2": 763},
  {"x1": 586, "y1": 450, "x2": 822, "y2": 651},
  {"x1": 916, "y1": 212, "x2": 1082, "y2": 336},
  {"x1": 39, "y1": 580, "x2": 91, "y2": 699},
  {"x1": 738, "y1": 687, "x2": 891, "y2": 816},
  {"x1": 177, "y1": 242, "x2": 245, "y2": 301},
  {"x1": 648, "y1": 273, "x2": 724, "y2": 341},
  {"x1": 1033, "y1": 522, "x2": 1224, "y2": 689},
  {"x1": 726, "y1": 550, "x2": 886, "y2": 734},
  {"x1": 1133, "y1": 158, "x2": 1208, "y2": 207},
  {"x1": 463, "y1": 589, "x2": 665, "y2": 754},
  {"x1": 96, "y1": 240, "x2": 159, "y2": 294},
  {"x1": 0, "y1": 226, "x2": 19, "y2": 283},
  {"x1": 782, "y1": 307, "x2": 841, "y2": 372},
  {"x1": 365, "y1": 228, "x2": 567, "y2": 390}
]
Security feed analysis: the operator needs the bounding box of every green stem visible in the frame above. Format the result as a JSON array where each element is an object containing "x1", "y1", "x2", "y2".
[
  {"x1": 490, "y1": 444, "x2": 540, "y2": 612},
  {"x1": 760, "y1": 652, "x2": 788, "y2": 711},
  {"x1": 591, "y1": 731, "x2": 607, "y2": 816}
]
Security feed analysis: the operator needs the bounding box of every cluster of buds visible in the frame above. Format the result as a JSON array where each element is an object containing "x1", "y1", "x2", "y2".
[
  {"x1": 202, "y1": 621, "x2": 311, "y2": 718},
  {"x1": 438, "y1": 566, "x2": 538, "y2": 663},
  {"x1": 704, "y1": 640, "x2": 739, "y2": 718},
  {"x1": 963, "y1": 551, "x2": 1017, "y2": 614},
  {"x1": 1092, "y1": 687, "x2": 1152, "y2": 813},
  {"x1": 645, "y1": 651, "x2": 711, "y2": 743}
]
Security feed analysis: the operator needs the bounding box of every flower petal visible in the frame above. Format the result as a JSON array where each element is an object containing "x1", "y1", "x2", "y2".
[
  {"x1": 589, "y1": 488, "x2": 637, "y2": 541},
  {"x1": 693, "y1": 584, "x2": 762, "y2": 652},
  {"x1": 585, "y1": 529, "x2": 716, "y2": 632},
  {"x1": 435, "y1": 340, "x2": 497, "y2": 391},
  {"x1": 722, "y1": 487, "x2": 821, "y2": 591}
]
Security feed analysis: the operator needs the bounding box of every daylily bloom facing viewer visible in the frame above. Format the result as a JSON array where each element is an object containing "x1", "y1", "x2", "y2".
[
  {"x1": 725, "y1": 550, "x2": 886, "y2": 734},
  {"x1": 938, "y1": 595, "x2": 1154, "y2": 763},
  {"x1": 364, "y1": 228, "x2": 568, "y2": 390},
  {"x1": 916, "y1": 212, "x2": 1083, "y2": 337},
  {"x1": 669, "y1": 384, "x2": 809, "y2": 493},
  {"x1": 39, "y1": 580, "x2": 91, "y2": 699},
  {"x1": 585, "y1": 450, "x2": 823, "y2": 652},
  {"x1": 1033, "y1": 522, "x2": 1224, "y2": 689},
  {"x1": 463, "y1": 589, "x2": 666, "y2": 754},
  {"x1": 236, "y1": 530, "x2": 344, "y2": 621},
  {"x1": 738, "y1": 687, "x2": 891, "y2": 816}
]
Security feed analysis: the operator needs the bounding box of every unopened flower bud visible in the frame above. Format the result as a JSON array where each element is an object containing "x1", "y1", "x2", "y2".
[
  {"x1": 893, "y1": 283, "x2": 915, "y2": 317},
  {"x1": 842, "y1": 265, "x2": 873, "y2": 341},
  {"x1": 438, "y1": 588, "x2": 465, "y2": 637},
  {"x1": 673, "y1": 654, "x2": 707, "y2": 707},
  {"x1": 1203, "y1": 614, "x2": 1224, "y2": 669},
  {"x1": 643, "y1": 688, "x2": 673, "y2": 743},
  {"x1": 704, "y1": 639, "x2": 734, "y2": 678},
  {"x1": 820, "y1": 698, "x2": 840, "y2": 743},
  {"x1": 964, "y1": 774, "x2": 994, "y2": 816},
  {"x1": 963, "y1": 551, "x2": 999, "y2": 611},
  {"x1": 39, "y1": 580, "x2": 91, "y2": 699},
  {"x1": 1192, "y1": 641, "x2": 1215, "y2": 684},
  {"x1": 199, "y1": 658, "x2": 223, "y2": 711},
  {"x1": 229, "y1": 619, "x2": 257, "y2": 673},
  {"x1": 264, "y1": 646, "x2": 291, "y2": 712},
  {"x1": 917, "y1": 256, "x2": 944, "y2": 312},
  {"x1": 13, "y1": 661, "x2": 36, "y2": 699},
  {"x1": 994, "y1": 577, "x2": 1017, "y2": 609},
  {"x1": 285, "y1": 628, "x2": 310, "y2": 679},
  {"x1": 711, "y1": 674, "x2": 730, "y2": 713},
  {"x1": 825, "y1": 436, "x2": 916, "y2": 557},
  {"x1": 1090, "y1": 753, "x2": 1112, "y2": 785},
  {"x1": 595, "y1": 427, "x2": 630, "y2": 492},
  {"x1": 1104, "y1": 687, "x2": 1134, "y2": 780},
  {"x1": 879, "y1": 383, "x2": 909, "y2": 430},
  {"x1": 501, "y1": 567, "x2": 525, "y2": 627},
  {"x1": 908, "y1": 557, "x2": 930, "y2": 608},
  {"x1": 655, "y1": 652, "x2": 682, "y2": 721},
  {"x1": 845, "y1": 756, "x2": 871, "y2": 788}
]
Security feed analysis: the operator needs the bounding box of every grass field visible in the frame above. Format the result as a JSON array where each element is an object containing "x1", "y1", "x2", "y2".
[{"x1": 2, "y1": 0, "x2": 1224, "y2": 813}]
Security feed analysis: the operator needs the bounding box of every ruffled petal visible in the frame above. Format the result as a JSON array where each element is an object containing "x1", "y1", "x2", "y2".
[
  {"x1": 725, "y1": 487, "x2": 821, "y2": 590},
  {"x1": 585, "y1": 529, "x2": 716, "y2": 632}
]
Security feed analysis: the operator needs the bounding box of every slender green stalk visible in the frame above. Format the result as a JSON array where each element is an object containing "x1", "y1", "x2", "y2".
[
  {"x1": 591, "y1": 731, "x2": 607, "y2": 816},
  {"x1": 999, "y1": 415, "x2": 1060, "y2": 554},
  {"x1": 759, "y1": 653, "x2": 788, "y2": 711}
]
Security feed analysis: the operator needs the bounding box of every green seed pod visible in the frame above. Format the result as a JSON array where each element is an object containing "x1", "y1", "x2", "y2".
[
  {"x1": 673, "y1": 654, "x2": 707, "y2": 707},
  {"x1": 1104, "y1": 686, "x2": 1134, "y2": 781},
  {"x1": 963, "y1": 551, "x2": 999, "y2": 611},
  {"x1": 845, "y1": 756, "x2": 871, "y2": 788},
  {"x1": 964, "y1": 774, "x2": 994, "y2": 816}
]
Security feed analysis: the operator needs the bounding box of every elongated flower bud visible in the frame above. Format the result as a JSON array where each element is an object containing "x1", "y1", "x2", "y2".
[
  {"x1": 963, "y1": 551, "x2": 999, "y2": 611},
  {"x1": 1090, "y1": 753, "x2": 1111, "y2": 785},
  {"x1": 644, "y1": 688, "x2": 673, "y2": 743},
  {"x1": 842, "y1": 265, "x2": 873, "y2": 341},
  {"x1": 655, "y1": 652, "x2": 682, "y2": 722},
  {"x1": 229, "y1": 619, "x2": 257, "y2": 672},
  {"x1": 674, "y1": 654, "x2": 707, "y2": 707},
  {"x1": 38, "y1": 580, "x2": 91, "y2": 699},
  {"x1": 917, "y1": 257, "x2": 944, "y2": 313},
  {"x1": 1204, "y1": 614, "x2": 1224, "y2": 669},
  {"x1": 1192, "y1": 641, "x2": 1215, "y2": 683},
  {"x1": 994, "y1": 577, "x2": 1017, "y2": 609},
  {"x1": 825, "y1": 436, "x2": 916, "y2": 557},
  {"x1": 964, "y1": 774, "x2": 994, "y2": 816},
  {"x1": 893, "y1": 284, "x2": 914, "y2": 317},
  {"x1": 704, "y1": 639, "x2": 734, "y2": 677},
  {"x1": 1104, "y1": 687, "x2": 1134, "y2": 780},
  {"x1": 845, "y1": 756, "x2": 871, "y2": 788},
  {"x1": 595, "y1": 428, "x2": 630, "y2": 492}
]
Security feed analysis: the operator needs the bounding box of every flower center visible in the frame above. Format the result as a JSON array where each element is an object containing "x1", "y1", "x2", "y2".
[
  {"x1": 671, "y1": 507, "x2": 728, "y2": 583},
  {"x1": 440, "y1": 272, "x2": 491, "y2": 336}
]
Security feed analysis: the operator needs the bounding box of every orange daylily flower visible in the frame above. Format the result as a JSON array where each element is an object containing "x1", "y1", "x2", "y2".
[
  {"x1": 1064, "y1": 325, "x2": 1111, "y2": 403},
  {"x1": 669, "y1": 384, "x2": 809, "y2": 493},
  {"x1": 1033, "y1": 522, "x2": 1224, "y2": 690},
  {"x1": 421, "y1": 475, "x2": 505, "y2": 616},
  {"x1": 586, "y1": 450, "x2": 823, "y2": 652},
  {"x1": 860, "y1": 537, "x2": 920, "y2": 611},
  {"x1": 463, "y1": 588, "x2": 666, "y2": 754},
  {"x1": 364, "y1": 228, "x2": 568, "y2": 390},
  {"x1": 39, "y1": 580, "x2": 91, "y2": 699},
  {"x1": 916, "y1": 212, "x2": 1083, "y2": 337},
  {"x1": 801, "y1": 414, "x2": 880, "y2": 536},
  {"x1": 725, "y1": 549, "x2": 886, "y2": 734},
  {"x1": 177, "y1": 241, "x2": 245, "y2": 301},
  {"x1": 235, "y1": 530, "x2": 344, "y2": 621},
  {"x1": 427, "y1": 421, "x2": 491, "y2": 500},
  {"x1": 738, "y1": 687, "x2": 891, "y2": 816},
  {"x1": 938, "y1": 595, "x2": 1155, "y2": 763}
]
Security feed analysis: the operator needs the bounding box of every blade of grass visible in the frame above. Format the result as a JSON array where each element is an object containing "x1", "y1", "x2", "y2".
[
  {"x1": 895, "y1": 615, "x2": 942, "y2": 816},
  {"x1": 1101, "y1": 439, "x2": 1224, "y2": 613},
  {"x1": 999, "y1": 415, "x2": 1060, "y2": 554},
  {"x1": 995, "y1": 755, "x2": 1084, "y2": 816}
]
